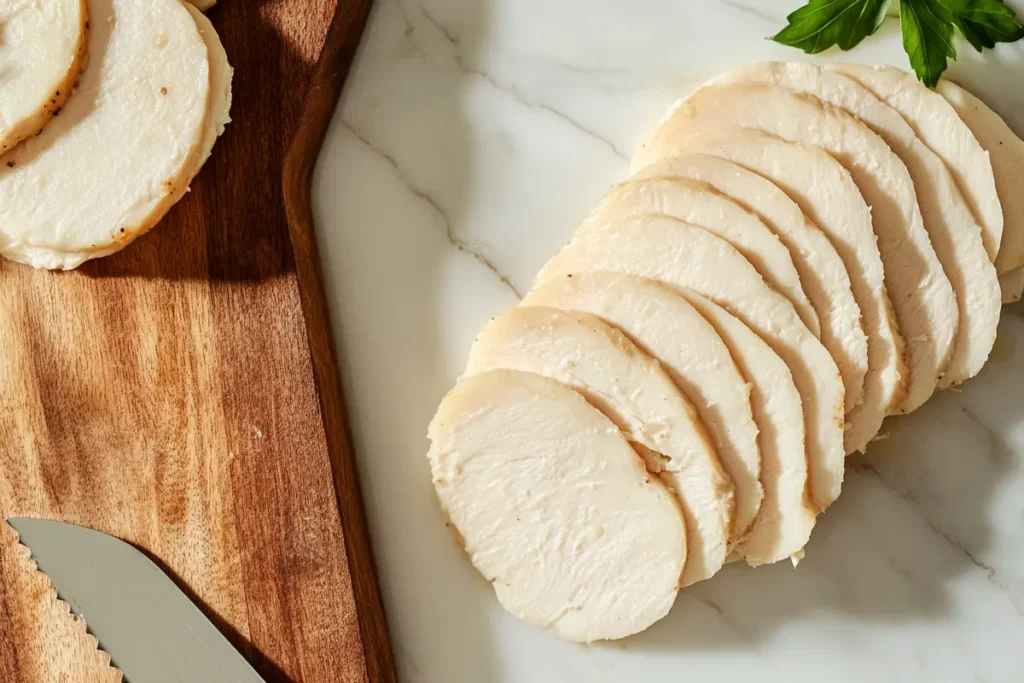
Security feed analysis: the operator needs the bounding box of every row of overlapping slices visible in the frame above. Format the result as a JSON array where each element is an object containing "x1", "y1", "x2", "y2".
[
  {"x1": 426, "y1": 62, "x2": 1024, "y2": 643},
  {"x1": 0, "y1": 0, "x2": 229, "y2": 270}
]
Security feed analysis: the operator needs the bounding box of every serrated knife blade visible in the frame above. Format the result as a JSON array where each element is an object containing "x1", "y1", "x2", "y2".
[{"x1": 7, "y1": 518, "x2": 266, "y2": 683}]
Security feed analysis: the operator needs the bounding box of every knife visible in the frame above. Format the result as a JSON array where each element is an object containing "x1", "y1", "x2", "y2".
[{"x1": 7, "y1": 518, "x2": 266, "y2": 683}]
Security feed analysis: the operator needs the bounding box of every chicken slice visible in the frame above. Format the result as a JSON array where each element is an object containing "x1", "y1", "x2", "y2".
[
  {"x1": 429, "y1": 369, "x2": 687, "y2": 642},
  {"x1": 465, "y1": 306, "x2": 735, "y2": 586},
  {"x1": 643, "y1": 131, "x2": 905, "y2": 454},
  {"x1": 635, "y1": 82, "x2": 955, "y2": 414},
  {"x1": 0, "y1": 0, "x2": 211, "y2": 269},
  {"x1": 537, "y1": 215, "x2": 845, "y2": 511},
  {"x1": 938, "y1": 79, "x2": 1024, "y2": 302},
  {"x1": 581, "y1": 177, "x2": 820, "y2": 337},
  {"x1": 0, "y1": 0, "x2": 88, "y2": 153},
  {"x1": 631, "y1": 155, "x2": 867, "y2": 412},
  {"x1": 832, "y1": 64, "x2": 1003, "y2": 263},
  {"x1": 524, "y1": 273, "x2": 813, "y2": 566},
  {"x1": 728, "y1": 63, "x2": 999, "y2": 388},
  {"x1": 18, "y1": 2, "x2": 234, "y2": 270}
]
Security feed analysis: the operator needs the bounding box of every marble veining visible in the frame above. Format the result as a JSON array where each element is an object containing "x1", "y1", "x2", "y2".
[{"x1": 313, "y1": 1, "x2": 1024, "y2": 680}]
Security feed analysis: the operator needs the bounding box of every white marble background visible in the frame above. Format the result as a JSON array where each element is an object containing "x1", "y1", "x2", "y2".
[{"x1": 312, "y1": 1, "x2": 1024, "y2": 680}]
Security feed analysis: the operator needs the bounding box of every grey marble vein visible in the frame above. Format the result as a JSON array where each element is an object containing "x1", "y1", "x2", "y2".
[
  {"x1": 341, "y1": 121, "x2": 523, "y2": 299},
  {"x1": 854, "y1": 462, "x2": 1024, "y2": 617},
  {"x1": 719, "y1": 0, "x2": 783, "y2": 24},
  {"x1": 409, "y1": 1, "x2": 630, "y2": 160}
]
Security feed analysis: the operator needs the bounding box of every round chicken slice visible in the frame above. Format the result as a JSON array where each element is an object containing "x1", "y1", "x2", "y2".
[
  {"x1": 184, "y1": 4, "x2": 233, "y2": 179},
  {"x1": 537, "y1": 215, "x2": 845, "y2": 511},
  {"x1": 681, "y1": 291, "x2": 814, "y2": 566},
  {"x1": 632, "y1": 154, "x2": 867, "y2": 414},
  {"x1": 521, "y1": 274, "x2": 758, "y2": 542},
  {"x1": 831, "y1": 64, "x2": 1003, "y2": 263},
  {"x1": 637, "y1": 130, "x2": 905, "y2": 454},
  {"x1": 428, "y1": 369, "x2": 688, "y2": 642},
  {"x1": 18, "y1": 3, "x2": 234, "y2": 271},
  {"x1": 582, "y1": 177, "x2": 819, "y2": 336},
  {"x1": 938, "y1": 79, "x2": 1024, "y2": 302},
  {"x1": 0, "y1": 0, "x2": 88, "y2": 153},
  {"x1": 464, "y1": 306, "x2": 734, "y2": 586},
  {"x1": 635, "y1": 82, "x2": 955, "y2": 415},
  {"x1": 727, "y1": 63, "x2": 999, "y2": 388},
  {"x1": 0, "y1": 0, "x2": 211, "y2": 269},
  {"x1": 524, "y1": 273, "x2": 813, "y2": 566}
]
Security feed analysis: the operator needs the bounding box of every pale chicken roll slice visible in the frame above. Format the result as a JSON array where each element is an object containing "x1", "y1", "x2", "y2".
[
  {"x1": 521, "y1": 274, "x2": 758, "y2": 542},
  {"x1": 635, "y1": 83, "x2": 955, "y2": 415},
  {"x1": 582, "y1": 177, "x2": 820, "y2": 337},
  {"x1": 632, "y1": 154, "x2": 867, "y2": 415},
  {"x1": 640, "y1": 130, "x2": 905, "y2": 455},
  {"x1": 0, "y1": 0, "x2": 88, "y2": 153},
  {"x1": 680, "y1": 291, "x2": 813, "y2": 566},
  {"x1": 937, "y1": 79, "x2": 1024, "y2": 303},
  {"x1": 16, "y1": 2, "x2": 234, "y2": 270},
  {"x1": 727, "y1": 62, "x2": 999, "y2": 388},
  {"x1": 464, "y1": 306, "x2": 735, "y2": 586},
  {"x1": 0, "y1": 0, "x2": 211, "y2": 269},
  {"x1": 428, "y1": 369, "x2": 688, "y2": 643},
  {"x1": 536, "y1": 215, "x2": 845, "y2": 512},
  {"x1": 524, "y1": 273, "x2": 813, "y2": 566},
  {"x1": 831, "y1": 64, "x2": 1003, "y2": 263}
]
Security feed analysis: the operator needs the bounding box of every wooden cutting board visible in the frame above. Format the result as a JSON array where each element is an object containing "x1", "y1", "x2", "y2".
[{"x1": 0, "y1": 1, "x2": 396, "y2": 681}]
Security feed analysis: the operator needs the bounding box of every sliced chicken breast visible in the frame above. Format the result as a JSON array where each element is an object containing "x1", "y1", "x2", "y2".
[
  {"x1": 0, "y1": 0, "x2": 88, "y2": 153},
  {"x1": 185, "y1": 4, "x2": 233, "y2": 179},
  {"x1": 537, "y1": 215, "x2": 845, "y2": 511},
  {"x1": 831, "y1": 64, "x2": 1004, "y2": 263},
  {"x1": 464, "y1": 306, "x2": 734, "y2": 586},
  {"x1": 19, "y1": 3, "x2": 234, "y2": 271},
  {"x1": 581, "y1": 178, "x2": 820, "y2": 336},
  {"x1": 524, "y1": 272, "x2": 814, "y2": 566},
  {"x1": 728, "y1": 63, "x2": 999, "y2": 388},
  {"x1": 679, "y1": 291, "x2": 813, "y2": 566},
  {"x1": 938, "y1": 79, "x2": 1024, "y2": 302},
  {"x1": 663, "y1": 130, "x2": 905, "y2": 454},
  {"x1": 0, "y1": 0, "x2": 211, "y2": 269},
  {"x1": 523, "y1": 274, "x2": 759, "y2": 543},
  {"x1": 635, "y1": 82, "x2": 956, "y2": 415},
  {"x1": 633, "y1": 154, "x2": 868, "y2": 414},
  {"x1": 428, "y1": 369, "x2": 688, "y2": 642}
]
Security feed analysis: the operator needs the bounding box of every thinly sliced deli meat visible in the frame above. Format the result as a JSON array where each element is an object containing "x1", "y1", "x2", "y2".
[
  {"x1": 522, "y1": 273, "x2": 762, "y2": 546},
  {"x1": 0, "y1": 0, "x2": 88, "y2": 153},
  {"x1": 728, "y1": 63, "x2": 998, "y2": 388},
  {"x1": 633, "y1": 154, "x2": 868, "y2": 414},
  {"x1": 429, "y1": 369, "x2": 688, "y2": 642},
  {"x1": 581, "y1": 177, "x2": 820, "y2": 336},
  {"x1": 0, "y1": 0, "x2": 211, "y2": 269},
  {"x1": 464, "y1": 305, "x2": 734, "y2": 586},
  {"x1": 537, "y1": 214, "x2": 845, "y2": 512},
  {"x1": 676, "y1": 290, "x2": 813, "y2": 566},
  {"x1": 832, "y1": 64, "x2": 1004, "y2": 264},
  {"x1": 634, "y1": 82, "x2": 956, "y2": 414},
  {"x1": 938, "y1": 78, "x2": 1024, "y2": 302},
  {"x1": 661, "y1": 130, "x2": 905, "y2": 454}
]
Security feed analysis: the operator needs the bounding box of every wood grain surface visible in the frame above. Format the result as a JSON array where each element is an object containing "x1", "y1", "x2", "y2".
[{"x1": 0, "y1": 1, "x2": 395, "y2": 681}]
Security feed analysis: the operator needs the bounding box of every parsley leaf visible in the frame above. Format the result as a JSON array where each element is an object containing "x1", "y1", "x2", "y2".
[
  {"x1": 774, "y1": 0, "x2": 1024, "y2": 87},
  {"x1": 931, "y1": 0, "x2": 1024, "y2": 51},
  {"x1": 772, "y1": 0, "x2": 893, "y2": 53},
  {"x1": 902, "y1": 0, "x2": 957, "y2": 87}
]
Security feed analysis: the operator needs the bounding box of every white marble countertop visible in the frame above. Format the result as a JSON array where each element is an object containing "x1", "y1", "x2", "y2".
[{"x1": 312, "y1": 1, "x2": 1024, "y2": 680}]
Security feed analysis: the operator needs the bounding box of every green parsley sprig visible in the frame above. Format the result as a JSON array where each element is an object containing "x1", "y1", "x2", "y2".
[{"x1": 772, "y1": 0, "x2": 1024, "y2": 87}]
